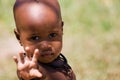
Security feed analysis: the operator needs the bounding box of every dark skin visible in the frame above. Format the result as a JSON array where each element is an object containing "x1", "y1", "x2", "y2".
[
  {"x1": 13, "y1": 1, "x2": 73, "y2": 80},
  {"x1": 13, "y1": 0, "x2": 76, "y2": 80}
]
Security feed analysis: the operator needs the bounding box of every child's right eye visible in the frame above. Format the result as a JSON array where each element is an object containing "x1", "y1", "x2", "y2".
[{"x1": 30, "y1": 36, "x2": 40, "y2": 41}]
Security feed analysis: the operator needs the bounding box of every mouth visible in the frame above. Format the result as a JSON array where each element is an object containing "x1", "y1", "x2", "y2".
[{"x1": 41, "y1": 51, "x2": 54, "y2": 57}]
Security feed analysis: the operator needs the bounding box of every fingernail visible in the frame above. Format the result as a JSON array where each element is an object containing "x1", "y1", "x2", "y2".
[
  {"x1": 25, "y1": 46, "x2": 29, "y2": 50},
  {"x1": 13, "y1": 56, "x2": 17, "y2": 59},
  {"x1": 35, "y1": 49, "x2": 39, "y2": 52}
]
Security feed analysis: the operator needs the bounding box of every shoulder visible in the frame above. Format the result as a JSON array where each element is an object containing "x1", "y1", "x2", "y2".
[{"x1": 37, "y1": 54, "x2": 76, "y2": 80}]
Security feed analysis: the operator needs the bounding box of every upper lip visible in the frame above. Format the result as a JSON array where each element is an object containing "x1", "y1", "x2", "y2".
[{"x1": 41, "y1": 50, "x2": 53, "y2": 56}]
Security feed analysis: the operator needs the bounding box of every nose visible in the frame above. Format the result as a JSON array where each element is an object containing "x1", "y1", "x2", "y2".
[{"x1": 39, "y1": 41, "x2": 51, "y2": 50}]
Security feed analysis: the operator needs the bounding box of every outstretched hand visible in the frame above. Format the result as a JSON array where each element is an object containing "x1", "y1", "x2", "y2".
[{"x1": 13, "y1": 47, "x2": 42, "y2": 80}]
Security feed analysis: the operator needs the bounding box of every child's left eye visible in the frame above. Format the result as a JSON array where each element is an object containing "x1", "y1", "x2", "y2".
[{"x1": 49, "y1": 33, "x2": 57, "y2": 39}]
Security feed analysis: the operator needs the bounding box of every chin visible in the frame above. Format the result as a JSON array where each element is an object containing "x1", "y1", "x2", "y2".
[{"x1": 38, "y1": 58, "x2": 54, "y2": 63}]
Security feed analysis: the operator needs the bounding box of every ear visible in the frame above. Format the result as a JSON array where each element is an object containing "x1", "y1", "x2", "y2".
[
  {"x1": 14, "y1": 28, "x2": 20, "y2": 40},
  {"x1": 61, "y1": 21, "x2": 64, "y2": 31},
  {"x1": 61, "y1": 21, "x2": 64, "y2": 27},
  {"x1": 14, "y1": 28, "x2": 22, "y2": 46}
]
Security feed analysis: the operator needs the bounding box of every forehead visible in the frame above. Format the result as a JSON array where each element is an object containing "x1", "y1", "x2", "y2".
[{"x1": 15, "y1": 2, "x2": 61, "y2": 31}]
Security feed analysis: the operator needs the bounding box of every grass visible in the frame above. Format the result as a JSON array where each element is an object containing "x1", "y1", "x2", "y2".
[{"x1": 0, "y1": 0, "x2": 120, "y2": 80}]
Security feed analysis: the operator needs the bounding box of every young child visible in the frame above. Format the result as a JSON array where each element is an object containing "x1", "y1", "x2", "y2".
[{"x1": 13, "y1": 0, "x2": 76, "y2": 80}]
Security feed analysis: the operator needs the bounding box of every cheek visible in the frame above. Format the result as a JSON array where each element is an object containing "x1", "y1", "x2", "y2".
[
  {"x1": 52, "y1": 41, "x2": 62, "y2": 53},
  {"x1": 20, "y1": 41, "x2": 36, "y2": 54},
  {"x1": 23, "y1": 45, "x2": 36, "y2": 54}
]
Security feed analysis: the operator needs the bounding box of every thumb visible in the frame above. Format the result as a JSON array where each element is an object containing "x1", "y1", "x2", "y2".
[
  {"x1": 13, "y1": 56, "x2": 18, "y2": 64},
  {"x1": 30, "y1": 68, "x2": 42, "y2": 78}
]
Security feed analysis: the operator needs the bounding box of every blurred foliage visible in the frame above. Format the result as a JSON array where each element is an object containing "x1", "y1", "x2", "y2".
[
  {"x1": 60, "y1": 0, "x2": 120, "y2": 34},
  {"x1": 0, "y1": 0, "x2": 15, "y2": 36},
  {"x1": 0, "y1": 0, "x2": 120, "y2": 80}
]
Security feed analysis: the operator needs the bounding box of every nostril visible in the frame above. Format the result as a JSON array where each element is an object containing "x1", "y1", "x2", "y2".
[
  {"x1": 39, "y1": 41, "x2": 52, "y2": 51},
  {"x1": 42, "y1": 48, "x2": 52, "y2": 52}
]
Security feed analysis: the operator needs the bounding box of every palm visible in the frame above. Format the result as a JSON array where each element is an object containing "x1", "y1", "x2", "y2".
[{"x1": 13, "y1": 47, "x2": 42, "y2": 80}]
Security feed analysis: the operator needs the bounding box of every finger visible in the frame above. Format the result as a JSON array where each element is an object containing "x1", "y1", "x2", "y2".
[
  {"x1": 32, "y1": 49, "x2": 40, "y2": 63},
  {"x1": 25, "y1": 47, "x2": 31, "y2": 59},
  {"x1": 19, "y1": 71, "x2": 30, "y2": 80},
  {"x1": 13, "y1": 56, "x2": 18, "y2": 64},
  {"x1": 19, "y1": 51, "x2": 25, "y2": 63},
  {"x1": 30, "y1": 69, "x2": 42, "y2": 78}
]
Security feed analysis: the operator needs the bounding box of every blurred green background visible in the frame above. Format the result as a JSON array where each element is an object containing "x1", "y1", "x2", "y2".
[{"x1": 0, "y1": 0, "x2": 120, "y2": 80}]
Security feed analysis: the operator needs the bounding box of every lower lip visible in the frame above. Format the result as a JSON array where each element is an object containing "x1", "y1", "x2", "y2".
[{"x1": 41, "y1": 53, "x2": 54, "y2": 57}]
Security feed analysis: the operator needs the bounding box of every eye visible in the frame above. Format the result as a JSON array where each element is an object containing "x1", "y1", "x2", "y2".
[
  {"x1": 49, "y1": 33, "x2": 57, "y2": 39},
  {"x1": 30, "y1": 36, "x2": 40, "y2": 41}
]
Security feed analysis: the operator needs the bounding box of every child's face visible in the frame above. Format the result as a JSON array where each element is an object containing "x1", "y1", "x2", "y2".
[{"x1": 14, "y1": 3, "x2": 63, "y2": 63}]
